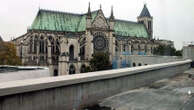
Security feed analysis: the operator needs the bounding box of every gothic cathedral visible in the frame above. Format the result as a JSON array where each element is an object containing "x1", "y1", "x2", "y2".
[{"x1": 13, "y1": 4, "x2": 163, "y2": 75}]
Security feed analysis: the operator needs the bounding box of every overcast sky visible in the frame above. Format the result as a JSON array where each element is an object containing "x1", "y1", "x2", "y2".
[{"x1": 0, "y1": 0, "x2": 194, "y2": 49}]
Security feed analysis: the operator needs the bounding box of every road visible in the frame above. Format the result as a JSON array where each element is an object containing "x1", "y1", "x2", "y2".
[{"x1": 86, "y1": 68, "x2": 194, "y2": 110}]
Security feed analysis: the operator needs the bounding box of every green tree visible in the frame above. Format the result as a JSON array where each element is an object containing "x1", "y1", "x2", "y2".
[
  {"x1": 0, "y1": 42, "x2": 22, "y2": 65},
  {"x1": 153, "y1": 45, "x2": 182, "y2": 56},
  {"x1": 89, "y1": 52, "x2": 112, "y2": 72}
]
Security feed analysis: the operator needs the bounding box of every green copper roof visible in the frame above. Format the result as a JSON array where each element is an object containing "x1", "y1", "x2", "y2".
[
  {"x1": 30, "y1": 9, "x2": 149, "y2": 38},
  {"x1": 30, "y1": 9, "x2": 98, "y2": 32},
  {"x1": 114, "y1": 20, "x2": 149, "y2": 38}
]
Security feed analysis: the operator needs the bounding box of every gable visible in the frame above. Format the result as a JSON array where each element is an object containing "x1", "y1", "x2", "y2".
[{"x1": 92, "y1": 10, "x2": 109, "y2": 29}]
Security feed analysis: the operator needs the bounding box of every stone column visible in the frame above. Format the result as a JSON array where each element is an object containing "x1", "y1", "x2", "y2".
[
  {"x1": 147, "y1": 44, "x2": 151, "y2": 55},
  {"x1": 128, "y1": 44, "x2": 131, "y2": 55},
  {"x1": 85, "y1": 31, "x2": 93, "y2": 60},
  {"x1": 140, "y1": 44, "x2": 145, "y2": 55},
  {"x1": 22, "y1": 43, "x2": 28, "y2": 64},
  {"x1": 120, "y1": 42, "x2": 123, "y2": 54},
  {"x1": 133, "y1": 44, "x2": 138, "y2": 55},
  {"x1": 108, "y1": 32, "x2": 115, "y2": 62},
  {"x1": 36, "y1": 41, "x2": 40, "y2": 65},
  {"x1": 58, "y1": 37, "x2": 69, "y2": 75},
  {"x1": 47, "y1": 40, "x2": 52, "y2": 65}
]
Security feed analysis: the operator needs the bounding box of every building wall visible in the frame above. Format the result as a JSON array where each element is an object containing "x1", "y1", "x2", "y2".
[
  {"x1": 113, "y1": 55, "x2": 182, "y2": 69},
  {"x1": 12, "y1": 8, "x2": 174, "y2": 76},
  {"x1": 183, "y1": 45, "x2": 194, "y2": 61},
  {"x1": 13, "y1": 30, "x2": 173, "y2": 76}
]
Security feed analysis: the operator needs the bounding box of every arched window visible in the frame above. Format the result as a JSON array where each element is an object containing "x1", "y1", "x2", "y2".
[
  {"x1": 148, "y1": 21, "x2": 152, "y2": 31},
  {"x1": 123, "y1": 44, "x2": 127, "y2": 52},
  {"x1": 69, "y1": 45, "x2": 74, "y2": 61},
  {"x1": 133, "y1": 62, "x2": 136, "y2": 67},
  {"x1": 80, "y1": 64, "x2": 86, "y2": 73},
  {"x1": 145, "y1": 45, "x2": 147, "y2": 54},
  {"x1": 54, "y1": 69, "x2": 58, "y2": 76},
  {"x1": 51, "y1": 42, "x2": 55, "y2": 54},
  {"x1": 45, "y1": 40, "x2": 48, "y2": 54},
  {"x1": 138, "y1": 63, "x2": 142, "y2": 66},
  {"x1": 69, "y1": 64, "x2": 76, "y2": 74},
  {"x1": 151, "y1": 47, "x2": 153, "y2": 54},
  {"x1": 55, "y1": 41, "x2": 60, "y2": 55},
  {"x1": 131, "y1": 45, "x2": 134, "y2": 55},
  {"x1": 115, "y1": 41, "x2": 118, "y2": 52},
  {"x1": 29, "y1": 38, "x2": 33, "y2": 53},
  {"x1": 39, "y1": 37, "x2": 44, "y2": 53},
  {"x1": 34, "y1": 36, "x2": 38, "y2": 53},
  {"x1": 80, "y1": 46, "x2": 85, "y2": 60}
]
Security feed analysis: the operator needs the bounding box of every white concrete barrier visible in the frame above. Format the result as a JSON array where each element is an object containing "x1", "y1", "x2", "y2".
[{"x1": 0, "y1": 60, "x2": 192, "y2": 110}]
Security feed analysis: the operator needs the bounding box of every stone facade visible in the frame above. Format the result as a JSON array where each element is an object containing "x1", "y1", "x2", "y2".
[{"x1": 12, "y1": 4, "x2": 170, "y2": 75}]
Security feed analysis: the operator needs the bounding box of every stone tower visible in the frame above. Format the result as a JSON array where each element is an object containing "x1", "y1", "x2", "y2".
[{"x1": 137, "y1": 4, "x2": 153, "y2": 39}]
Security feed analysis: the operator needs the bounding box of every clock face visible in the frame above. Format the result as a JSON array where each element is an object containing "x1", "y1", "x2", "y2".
[{"x1": 93, "y1": 36, "x2": 108, "y2": 51}]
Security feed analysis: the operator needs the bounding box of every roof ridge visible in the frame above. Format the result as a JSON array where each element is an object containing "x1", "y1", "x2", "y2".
[
  {"x1": 39, "y1": 9, "x2": 82, "y2": 16},
  {"x1": 115, "y1": 19, "x2": 138, "y2": 24},
  {"x1": 39, "y1": 9, "x2": 99, "y2": 17}
]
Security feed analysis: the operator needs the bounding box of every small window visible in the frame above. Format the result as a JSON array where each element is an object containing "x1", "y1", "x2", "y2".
[
  {"x1": 54, "y1": 69, "x2": 58, "y2": 76},
  {"x1": 133, "y1": 63, "x2": 136, "y2": 67},
  {"x1": 138, "y1": 63, "x2": 142, "y2": 66}
]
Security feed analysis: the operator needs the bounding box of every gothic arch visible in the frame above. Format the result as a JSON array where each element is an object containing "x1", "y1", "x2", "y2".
[
  {"x1": 69, "y1": 45, "x2": 74, "y2": 60},
  {"x1": 39, "y1": 36, "x2": 45, "y2": 53},
  {"x1": 133, "y1": 62, "x2": 136, "y2": 67},
  {"x1": 54, "y1": 69, "x2": 58, "y2": 76},
  {"x1": 131, "y1": 45, "x2": 134, "y2": 54},
  {"x1": 69, "y1": 64, "x2": 76, "y2": 75},
  {"x1": 80, "y1": 64, "x2": 86, "y2": 73}
]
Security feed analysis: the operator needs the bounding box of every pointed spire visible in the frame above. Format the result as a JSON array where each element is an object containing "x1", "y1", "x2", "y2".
[
  {"x1": 100, "y1": 4, "x2": 102, "y2": 9},
  {"x1": 87, "y1": 2, "x2": 92, "y2": 19},
  {"x1": 110, "y1": 6, "x2": 114, "y2": 20},
  {"x1": 139, "y1": 4, "x2": 151, "y2": 18}
]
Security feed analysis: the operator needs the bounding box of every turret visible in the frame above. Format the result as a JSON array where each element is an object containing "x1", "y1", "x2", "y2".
[
  {"x1": 137, "y1": 4, "x2": 153, "y2": 39},
  {"x1": 86, "y1": 2, "x2": 92, "y2": 28},
  {"x1": 109, "y1": 6, "x2": 115, "y2": 30}
]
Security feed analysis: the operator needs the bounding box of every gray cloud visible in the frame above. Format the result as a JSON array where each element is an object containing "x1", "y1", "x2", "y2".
[{"x1": 0, "y1": 0, "x2": 194, "y2": 49}]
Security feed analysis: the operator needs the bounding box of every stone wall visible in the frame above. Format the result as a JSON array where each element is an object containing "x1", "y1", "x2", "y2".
[
  {"x1": 0, "y1": 60, "x2": 191, "y2": 110},
  {"x1": 114, "y1": 55, "x2": 182, "y2": 68},
  {"x1": 183, "y1": 45, "x2": 194, "y2": 61}
]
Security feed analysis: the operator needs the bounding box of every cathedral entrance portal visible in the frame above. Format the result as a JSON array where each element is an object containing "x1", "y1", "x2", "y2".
[{"x1": 69, "y1": 64, "x2": 76, "y2": 74}]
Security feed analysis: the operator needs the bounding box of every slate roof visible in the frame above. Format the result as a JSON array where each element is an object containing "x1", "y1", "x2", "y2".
[
  {"x1": 139, "y1": 4, "x2": 152, "y2": 18},
  {"x1": 30, "y1": 9, "x2": 149, "y2": 38}
]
